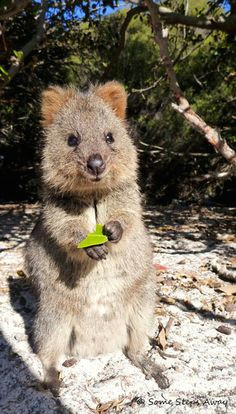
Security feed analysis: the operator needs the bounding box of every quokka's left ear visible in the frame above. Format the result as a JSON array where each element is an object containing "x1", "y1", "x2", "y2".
[
  {"x1": 41, "y1": 86, "x2": 75, "y2": 127},
  {"x1": 96, "y1": 81, "x2": 127, "y2": 120}
]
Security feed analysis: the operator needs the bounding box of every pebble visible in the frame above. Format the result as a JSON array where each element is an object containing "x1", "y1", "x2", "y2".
[
  {"x1": 224, "y1": 302, "x2": 236, "y2": 313},
  {"x1": 216, "y1": 325, "x2": 232, "y2": 335},
  {"x1": 62, "y1": 358, "x2": 77, "y2": 368}
]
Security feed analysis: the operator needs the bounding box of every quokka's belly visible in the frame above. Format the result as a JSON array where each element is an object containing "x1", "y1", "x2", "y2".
[
  {"x1": 69, "y1": 260, "x2": 129, "y2": 358},
  {"x1": 71, "y1": 308, "x2": 128, "y2": 358}
]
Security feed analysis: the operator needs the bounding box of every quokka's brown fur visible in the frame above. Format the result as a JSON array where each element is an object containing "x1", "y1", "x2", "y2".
[{"x1": 25, "y1": 81, "x2": 169, "y2": 392}]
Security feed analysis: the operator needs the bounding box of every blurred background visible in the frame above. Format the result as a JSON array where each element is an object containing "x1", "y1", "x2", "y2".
[{"x1": 0, "y1": 0, "x2": 235, "y2": 205}]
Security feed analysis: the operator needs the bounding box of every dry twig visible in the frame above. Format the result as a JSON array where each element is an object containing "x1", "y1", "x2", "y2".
[{"x1": 145, "y1": 0, "x2": 236, "y2": 168}]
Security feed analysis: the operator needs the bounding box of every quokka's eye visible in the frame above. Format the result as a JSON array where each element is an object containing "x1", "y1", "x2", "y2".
[
  {"x1": 67, "y1": 134, "x2": 80, "y2": 147},
  {"x1": 105, "y1": 132, "x2": 114, "y2": 144}
]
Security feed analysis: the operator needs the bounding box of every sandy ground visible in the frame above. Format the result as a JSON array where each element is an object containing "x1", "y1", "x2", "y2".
[{"x1": 0, "y1": 203, "x2": 235, "y2": 414}]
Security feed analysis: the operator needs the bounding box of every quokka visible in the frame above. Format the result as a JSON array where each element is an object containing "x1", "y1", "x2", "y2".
[{"x1": 25, "y1": 81, "x2": 169, "y2": 392}]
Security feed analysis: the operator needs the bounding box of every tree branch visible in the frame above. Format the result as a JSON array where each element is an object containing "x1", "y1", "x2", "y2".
[
  {"x1": 101, "y1": 5, "x2": 144, "y2": 80},
  {"x1": 0, "y1": 0, "x2": 31, "y2": 20},
  {"x1": 0, "y1": 0, "x2": 48, "y2": 90},
  {"x1": 145, "y1": 0, "x2": 236, "y2": 168},
  {"x1": 139, "y1": 141, "x2": 213, "y2": 158},
  {"x1": 156, "y1": 5, "x2": 236, "y2": 34},
  {"x1": 193, "y1": 171, "x2": 233, "y2": 181},
  {"x1": 229, "y1": 0, "x2": 236, "y2": 14},
  {"x1": 103, "y1": 0, "x2": 236, "y2": 81},
  {"x1": 125, "y1": 2, "x2": 236, "y2": 33},
  {"x1": 131, "y1": 76, "x2": 163, "y2": 93}
]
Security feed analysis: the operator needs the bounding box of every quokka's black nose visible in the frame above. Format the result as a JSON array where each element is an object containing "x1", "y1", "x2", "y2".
[{"x1": 87, "y1": 154, "x2": 106, "y2": 176}]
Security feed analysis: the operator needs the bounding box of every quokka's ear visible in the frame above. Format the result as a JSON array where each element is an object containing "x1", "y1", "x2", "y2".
[
  {"x1": 41, "y1": 86, "x2": 75, "y2": 126},
  {"x1": 96, "y1": 81, "x2": 127, "y2": 120}
]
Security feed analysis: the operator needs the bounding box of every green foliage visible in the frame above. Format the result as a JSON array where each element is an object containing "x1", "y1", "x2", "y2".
[
  {"x1": 13, "y1": 50, "x2": 24, "y2": 60},
  {"x1": 0, "y1": 66, "x2": 9, "y2": 78},
  {"x1": 0, "y1": 0, "x2": 235, "y2": 203}
]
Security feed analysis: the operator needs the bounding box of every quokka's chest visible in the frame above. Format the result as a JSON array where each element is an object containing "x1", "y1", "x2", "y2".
[
  {"x1": 79, "y1": 258, "x2": 127, "y2": 298},
  {"x1": 77, "y1": 198, "x2": 109, "y2": 231}
]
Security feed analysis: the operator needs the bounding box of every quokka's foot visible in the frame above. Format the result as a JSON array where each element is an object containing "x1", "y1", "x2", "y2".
[
  {"x1": 43, "y1": 367, "x2": 62, "y2": 396},
  {"x1": 126, "y1": 350, "x2": 170, "y2": 390},
  {"x1": 141, "y1": 357, "x2": 170, "y2": 389}
]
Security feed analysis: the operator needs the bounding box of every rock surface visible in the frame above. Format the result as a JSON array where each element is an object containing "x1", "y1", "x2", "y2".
[{"x1": 0, "y1": 203, "x2": 235, "y2": 414}]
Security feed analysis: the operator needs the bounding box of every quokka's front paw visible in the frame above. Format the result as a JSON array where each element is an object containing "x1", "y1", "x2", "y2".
[
  {"x1": 84, "y1": 244, "x2": 108, "y2": 260},
  {"x1": 103, "y1": 220, "x2": 123, "y2": 243}
]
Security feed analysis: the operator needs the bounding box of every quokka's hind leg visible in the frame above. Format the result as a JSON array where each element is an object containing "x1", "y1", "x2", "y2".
[
  {"x1": 124, "y1": 303, "x2": 170, "y2": 389},
  {"x1": 33, "y1": 307, "x2": 73, "y2": 394}
]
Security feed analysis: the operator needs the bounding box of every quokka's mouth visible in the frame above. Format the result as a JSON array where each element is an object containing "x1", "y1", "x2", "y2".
[
  {"x1": 90, "y1": 176, "x2": 102, "y2": 182},
  {"x1": 79, "y1": 166, "x2": 109, "y2": 183},
  {"x1": 87, "y1": 171, "x2": 108, "y2": 182},
  {"x1": 77, "y1": 168, "x2": 103, "y2": 182}
]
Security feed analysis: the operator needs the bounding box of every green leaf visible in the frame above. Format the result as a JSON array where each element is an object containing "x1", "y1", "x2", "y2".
[
  {"x1": 13, "y1": 50, "x2": 24, "y2": 61},
  {"x1": 68, "y1": 55, "x2": 82, "y2": 64},
  {"x1": 0, "y1": 66, "x2": 9, "y2": 78},
  {"x1": 77, "y1": 224, "x2": 108, "y2": 248}
]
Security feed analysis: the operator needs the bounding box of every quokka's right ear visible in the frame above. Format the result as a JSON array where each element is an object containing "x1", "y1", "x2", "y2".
[
  {"x1": 41, "y1": 86, "x2": 74, "y2": 127},
  {"x1": 96, "y1": 81, "x2": 127, "y2": 120}
]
